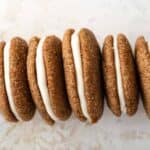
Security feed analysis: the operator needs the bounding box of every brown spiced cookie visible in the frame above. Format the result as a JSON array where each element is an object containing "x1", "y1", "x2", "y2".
[
  {"x1": 135, "y1": 36, "x2": 150, "y2": 118},
  {"x1": 102, "y1": 34, "x2": 139, "y2": 117},
  {"x1": 62, "y1": 28, "x2": 104, "y2": 123},
  {"x1": 27, "y1": 36, "x2": 71, "y2": 125},
  {"x1": 0, "y1": 37, "x2": 35, "y2": 122}
]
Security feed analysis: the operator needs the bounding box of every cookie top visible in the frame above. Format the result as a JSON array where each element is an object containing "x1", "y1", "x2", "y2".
[
  {"x1": 102, "y1": 35, "x2": 121, "y2": 116},
  {"x1": 63, "y1": 28, "x2": 104, "y2": 123},
  {"x1": 103, "y1": 34, "x2": 138, "y2": 116},
  {"x1": 118, "y1": 34, "x2": 138, "y2": 115},
  {"x1": 135, "y1": 36, "x2": 150, "y2": 118},
  {"x1": 27, "y1": 35, "x2": 71, "y2": 124}
]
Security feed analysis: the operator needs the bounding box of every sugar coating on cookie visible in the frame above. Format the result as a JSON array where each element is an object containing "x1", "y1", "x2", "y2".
[
  {"x1": 36, "y1": 37, "x2": 59, "y2": 121},
  {"x1": 4, "y1": 41, "x2": 22, "y2": 121},
  {"x1": 71, "y1": 31, "x2": 91, "y2": 122},
  {"x1": 113, "y1": 36, "x2": 126, "y2": 114}
]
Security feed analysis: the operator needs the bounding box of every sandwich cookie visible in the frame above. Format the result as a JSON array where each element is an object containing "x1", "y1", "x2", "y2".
[
  {"x1": 27, "y1": 36, "x2": 71, "y2": 125},
  {"x1": 135, "y1": 36, "x2": 150, "y2": 118},
  {"x1": 62, "y1": 28, "x2": 104, "y2": 123},
  {"x1": 0, "y1": 37, "x2": 35, "y2": 122},
  {"x1": 102, "y1": 34, "x2": 138, "y2": 116}
]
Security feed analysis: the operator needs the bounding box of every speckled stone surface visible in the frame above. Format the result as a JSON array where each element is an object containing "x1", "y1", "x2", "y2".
[{"x1": 0, "y1": 0, "x2": 150, "y2": 149}]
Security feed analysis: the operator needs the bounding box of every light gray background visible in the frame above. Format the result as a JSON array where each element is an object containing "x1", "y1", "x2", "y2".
[{"x1": 0, "y1": 0, "x2": 150, "y2": 149}]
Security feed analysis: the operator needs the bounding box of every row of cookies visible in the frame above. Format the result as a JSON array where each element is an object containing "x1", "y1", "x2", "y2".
[{"x1": 0, "y1": 28, "x2": 149, "y2": 125}]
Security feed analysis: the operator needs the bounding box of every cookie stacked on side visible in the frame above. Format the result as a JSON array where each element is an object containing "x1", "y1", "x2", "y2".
[
  {"x1": 27, "y1": 36, "x2": 71, "y2": 125},
  {"x1": 102, "y1": 34, "x2": 139, "y2": 117},
  {"x1": 0, "y1": 37, "x2": 35, "y2": 122},
  {"x1": 62, "y1": 28, "x2": 104, "y2": 123},
  {"x1": 0, "y1": 28, "x2": 150, "y2": 125}
]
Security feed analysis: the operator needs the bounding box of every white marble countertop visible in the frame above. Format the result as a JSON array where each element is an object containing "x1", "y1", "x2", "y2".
[{"x1": 0, "y1": 0, "x2": 150, "y2": 149}]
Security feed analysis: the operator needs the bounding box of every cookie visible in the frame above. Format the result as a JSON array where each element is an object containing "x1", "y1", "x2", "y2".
[
  {"x1": 62, "y1": 28, "x2": 104, "y2": 123},
  {"x1": 102, "y1": 34, "x2": 138, "y2": 116},
  {"x1": 135, "y1": 36, "x2": 150, "y2": 118},
  {"x1": 27, "y1": 36, "x2": 71, "y2": 125},
  {"x1": 0, "y1": 37, "x2": 35, "y2": 122}
]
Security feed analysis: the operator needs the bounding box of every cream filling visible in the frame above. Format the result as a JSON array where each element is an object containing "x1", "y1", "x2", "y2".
[
  {"x1": 71, "y1": 31, "x2": 92, "y2": 122},
  {"x1": 36, "y1": 37, "x2": 59, "y2": 121},
  {"x1": 4, "y1": 41, "x2": 23, "y2": 121},
  {"x1": 113, "y1": 36, "x2": 126, "y2": 114}
]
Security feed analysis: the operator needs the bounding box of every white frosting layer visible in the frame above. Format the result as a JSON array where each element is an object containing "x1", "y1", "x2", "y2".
[
  {"x1": 4, "y1": 41, "x2": 23, "y2": 121},
  {"x1": 71, "y1": 31, "x2": 92, "y2": 122},
  {"x1": 113, "y1": 36, "x2": 126, "y2": 114},
  {"x1": 36, "y1": 37, "x2": 59, "y2": 121}
]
